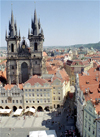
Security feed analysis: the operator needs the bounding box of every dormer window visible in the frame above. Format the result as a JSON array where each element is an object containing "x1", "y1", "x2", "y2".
[{"x1": 86, "y1": 81, "x2": 89, "y2": 84}]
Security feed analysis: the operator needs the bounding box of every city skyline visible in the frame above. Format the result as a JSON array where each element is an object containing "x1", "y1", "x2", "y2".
[{"x1": 1, "y1": 0, "x2": 100, "y2": 47}]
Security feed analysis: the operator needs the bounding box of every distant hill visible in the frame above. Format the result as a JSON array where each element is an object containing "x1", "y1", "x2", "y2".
[
  {"x1": 70, "y1": 42, "x2": 100, "y2": 50},
  {"x1": 0, "y1": 47, "x2": 7, "y2": 50}
]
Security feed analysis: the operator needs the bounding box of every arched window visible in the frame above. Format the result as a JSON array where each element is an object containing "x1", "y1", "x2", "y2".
[
  {"x1": 11, "y1": 44, "x2": 14, "y2": 52},
  {"x1": 34, "y1": 42, "x2": 37, "y2": 51}
]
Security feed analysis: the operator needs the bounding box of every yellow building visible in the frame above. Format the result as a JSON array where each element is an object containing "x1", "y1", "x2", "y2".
[{"x1": 65, "y1": 59, "x2": 93, "y2": 85}]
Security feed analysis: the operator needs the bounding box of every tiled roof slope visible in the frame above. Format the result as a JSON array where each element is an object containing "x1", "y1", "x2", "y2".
[{"x1": 79, "y1": 67, "x2": 100, "y2": 115}]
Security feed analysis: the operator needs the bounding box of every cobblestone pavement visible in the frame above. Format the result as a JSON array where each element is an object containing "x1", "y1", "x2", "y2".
[{"x1": 0, "y1": 97, "x2": 76, "y2": 137}]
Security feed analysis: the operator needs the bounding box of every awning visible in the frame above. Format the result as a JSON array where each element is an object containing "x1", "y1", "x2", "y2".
[
  {"x1": 13, "y1": 109, "x2": 23, "y2": 116},
  {"x1": 24, "y1": 108, "x2": 35, "y2": 114},
  {"x1": 0, "y1": 109, "x2": 12, "y2": 114}
]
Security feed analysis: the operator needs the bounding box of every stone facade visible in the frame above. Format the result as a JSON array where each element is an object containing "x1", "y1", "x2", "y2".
[{"x1": 6, "y1": 10, "x2": 46, "y2": 85}]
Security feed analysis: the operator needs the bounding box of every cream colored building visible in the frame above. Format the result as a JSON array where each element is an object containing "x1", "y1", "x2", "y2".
[{"x1": 23, "y1": 69, "x2": 70, "y2": 111}]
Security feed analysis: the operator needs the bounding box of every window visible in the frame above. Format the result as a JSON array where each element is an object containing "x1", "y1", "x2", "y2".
[
  {"x1": 33, "y1": 100, "x2": 35, "y2": 103},
  {"x1": 40, "y1": 89, "x2": 42, "y2": 91},
  {"x1": 12, "y1": 66, "x2": 14, "y2": 69},
  {"x1": 85, "y1": 120, "x2": 87, "y2": 128},
  {"x1": 25, "y1": 93, "x2": 27, "y2": 97},
  {"x1": 1, "y1": 100, "x2": 3, "y2": 103},
  {"x1": 48, "y1": 99, "x2": 50, "y2": 102},
  {"x1": 58, "y1": 91, "x2": 60, "y2": 94},
  {"x1": 85, "y1": 112, "x2": 87, "y2": 118},
  {"x1": 32, "y1": 89, "x2": 34, "y2": 91},
  {"x1": 35, "y1": 61, "x2": 37, "y2": 64},
  {"x1": 58, "y1": 97, "x2": 60, "y2": 100},
  {"x1": 20, "y1": 100, "x2": 22, "y2": 103},
  {"x1": 40, "y1": 99, "x2": 42, "y2": 103},
  {"x1": 47, "y1": 93, "x2": 50, "y2": 97},
  {"x1": 40, "y1": 93, "x2": 42, "y2": 97},
  {"x1": 88, "y1": 125, "x2": 90, "y2": 131},
  {"x1": 53, "y1": 87, "x2": 55, "y2": 89},
  {"x1": 16, "y1": 100, "x2": 18, "y2": 103},
  {"x1": 34, "y1": 42, "x2": 37, "y2": 51},
  {"x1": 32, "y1": 93, "x2": 34, "y2": 96},
  {"x1": 26, "y1": 100, "x2": 28, "y2": 103},
  {"x1": 53, "y1": 91, "x2": 55, "y2": 94},
  {"x1": 44, "y1": 99, "x2": 46, "y2": 103},
  {"x1": 13, "y1": 100, "x2": 14, "y2": 103},
  {"x1": 11, "y1": 43, "x2": 14, "y2": 52},
  {"x1": 5, "y1": 100, "x2": 7, "y2": 103},
  {"x1": 37, "y1": 93, "x2": 39, "y2": 96},
  {"x1": 29, "y1": 93, "x2": 31, "y2": 97},
  {"x1": 44, "y1": 93, "x2": 46, "y2": 96},
  {"x1": 29, "y1": 100, "x2": 31, "y2": 103},
  {"x1": 93, "y1": 130, "x2": 95, "y2": 135},
  {"x1": 29, "y1": 89, "x2": 31, "y2": 92},
  {"x1": 44, "y1": 89, "x2": 46, "y2": 91},
  {"x1": 25, "y1": 89, "x2": 27, "y2": 92},
  {"x1": 37, "y1": 100, "x2": 39, "y2": 103},
  {"x1": 53, "y1": 97, "x2": 55, "y2": 100},
  {"x1": 37, "y1": 89, "x2": 39, "y2": 91},
  {"x1": 89, "y1": 116, "x2": 91, "y2": 121}
]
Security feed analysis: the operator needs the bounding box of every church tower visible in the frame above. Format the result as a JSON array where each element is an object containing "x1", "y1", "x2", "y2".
[
  {"x1": 6, "y1": 10, "x2": 21, "y2": 84},
  {"x1": 28, "y1": 9, "x2": 44, "y2": 75}
]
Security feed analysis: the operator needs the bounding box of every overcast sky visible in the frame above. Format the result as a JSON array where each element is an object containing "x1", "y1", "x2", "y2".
[{"x1": 0, "y1": 0, "x2": 100, "y2": 47}]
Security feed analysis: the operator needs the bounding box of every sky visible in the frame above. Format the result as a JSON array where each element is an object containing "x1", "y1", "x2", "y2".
[{"x1": 0, "y1": 0, "x2": 100, "y2": 47}]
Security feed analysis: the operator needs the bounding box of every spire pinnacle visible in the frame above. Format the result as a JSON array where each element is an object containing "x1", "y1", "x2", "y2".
[
  {"x1": 19, "y1": 29, "x2": 20, "y2": 38},
  {"x1": 41, "y1": 28, "x2": 43, "y2": 35}
]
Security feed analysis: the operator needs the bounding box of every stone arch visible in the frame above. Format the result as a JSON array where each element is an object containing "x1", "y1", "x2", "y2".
[
  {"x1": 13, "y1": 106, "x2": 17, "y2": 112},
  {"x1": 57, "y1": 104, "x2": 60, "y2": 108},
  {"x1": 0, "y1": 106, "x2": 3, "y2": 109},
  {"x1": 26, "y1": 106, "x2": 29, "y2": 109},
  {"x1": 44, "y1": 106, "x2": 50, "y2": 111},
  {"x1": 5, "y1": 106, "x2": 10, "y2": 109},
  {"x1": 37, "y1": 106, "x2": 43, "y2": 112},
  {"x1": 21, "y1": 62, "x2": 29, "y2": 83},
  {"x1": 32, "y1": 106, "x2": 35, "y2": 109},
  {"x1": 19, "y1": 106, "x2": 22, "y2": 109}
]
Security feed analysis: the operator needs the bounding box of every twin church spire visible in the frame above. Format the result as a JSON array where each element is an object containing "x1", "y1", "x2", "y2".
[
  {"x1": 6, "y1": 10, "x2": 20, "y2": 39},
  {"x1": 6, "y1": 9, "x2": 44, "y2": 39}
]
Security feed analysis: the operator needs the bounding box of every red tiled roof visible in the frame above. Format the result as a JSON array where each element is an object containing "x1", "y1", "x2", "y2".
[{"x1": 24, "y1": 75, "x2": 48, "y2": 86}]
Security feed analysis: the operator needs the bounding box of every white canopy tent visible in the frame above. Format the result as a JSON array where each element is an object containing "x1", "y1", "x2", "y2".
[
  {"x1": 29, "y1": 130, "x2": 57, "y2": 137},
  {"x1": 0, "y1": 109, "x2": 12, "y2": 115},
  {"x1": 24, "y1": 108, "x2": 35, "y2": 115},
  {"x1": 13, "y1": 109, "x2": 23, "y2": 116}
]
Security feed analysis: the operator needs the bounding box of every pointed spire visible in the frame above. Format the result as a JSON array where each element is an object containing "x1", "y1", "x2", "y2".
[
  {"x1": 5, "y1": 29, "x2": 7, "y2": 39},
  {"x1": 9, "y1": 9, "x2": 16, "y2": 37},
  {"x1": 15, "y1": 19, "x2": 18, "y2": 36},
  {"x1": 19, "y1": 29, "x2": 20, "y2": 38},
  {"x1": 41, "y1": 28, "x2": 44, "y2": 35},
  {"x1": 38, "y1": 18, "x2": 41, "y2": 29},
  {"x1": 28, "y1": 28, "x2": 30, "y2": 36},
  {"x1": 33, "y1": 9, "x2": 39, "y2": 35}
]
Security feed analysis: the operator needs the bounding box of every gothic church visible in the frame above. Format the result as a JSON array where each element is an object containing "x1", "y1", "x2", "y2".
[{"x1": 5, "y1": 9, "x2": 46, "y2": 85}]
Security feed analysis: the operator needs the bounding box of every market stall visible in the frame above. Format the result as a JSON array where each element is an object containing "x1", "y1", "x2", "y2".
[{"x1": 0, "y1": 109, "x2": 12, "y2": 116}]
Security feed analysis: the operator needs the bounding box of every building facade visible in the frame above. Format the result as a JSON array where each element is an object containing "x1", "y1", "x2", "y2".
[
  {"x1": 0, "y1": 84, "x2": 23, "y2": 111},
  {"x1": 6, "y1": 9, "x2": 46, "y2": 85}
]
